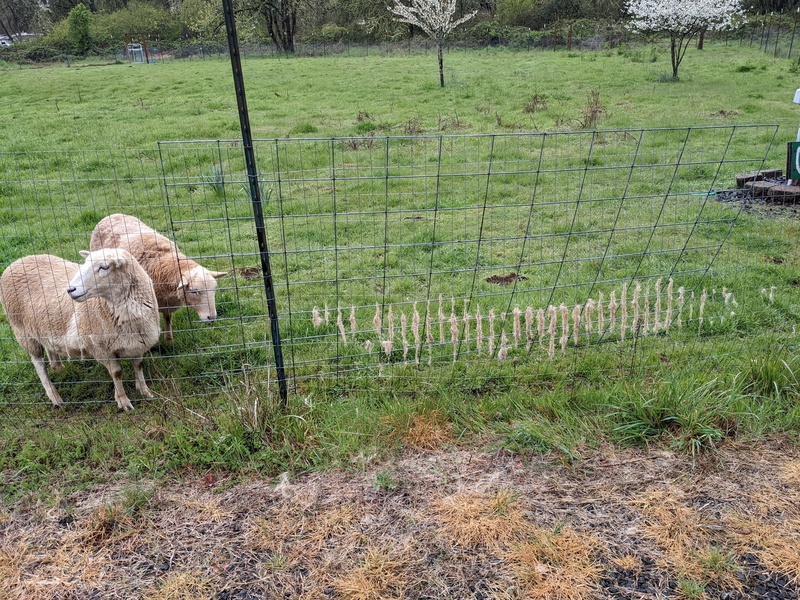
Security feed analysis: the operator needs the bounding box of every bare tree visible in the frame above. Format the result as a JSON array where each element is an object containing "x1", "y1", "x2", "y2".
[
  {"x1": 0, "y1": 0, "x2": 43, "y2": 40},
  {"x1": 388, "y1": 0, "x2": 476, "y2": 87}
]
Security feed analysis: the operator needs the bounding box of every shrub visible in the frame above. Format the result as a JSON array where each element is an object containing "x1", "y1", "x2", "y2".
[
  {"x1": 92, "y1": 3, "x2": 187, "y2": 49},
  {"x1": 68, "y1": 4, "x2": 93, "y2": 55}
]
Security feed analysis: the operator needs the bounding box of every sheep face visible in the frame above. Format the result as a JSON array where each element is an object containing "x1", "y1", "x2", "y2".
[
  {"x1": 67, "y1": 249, "x2": 130, "y2": 302},
  {"x1": 178, "y1": 266, "x2": 226, "y2": 323}
]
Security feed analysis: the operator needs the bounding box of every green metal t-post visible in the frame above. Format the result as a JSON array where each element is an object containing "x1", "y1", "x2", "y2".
[{"x1": 221, "y1": 0, "x2": 288, "y2": 405}]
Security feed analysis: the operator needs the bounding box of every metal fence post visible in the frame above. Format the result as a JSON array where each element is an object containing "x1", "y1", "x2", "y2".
[{"x1": 221, "y1": 0, "x2": 289, "y2": 404}]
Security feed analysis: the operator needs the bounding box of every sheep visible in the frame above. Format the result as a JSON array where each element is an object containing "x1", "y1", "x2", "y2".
[
  {"x1": 90, "y1": 214, "x2": 227, "y2": 343},
  {"x1": 0, "y1": 249, "x2": 160, "y2": 410}
]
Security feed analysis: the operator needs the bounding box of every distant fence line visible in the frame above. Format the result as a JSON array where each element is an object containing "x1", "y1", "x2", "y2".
[
  {"x1": 4, "y1": 22, "x2": 766, "y2": 68},
  {"x1": 6, "y1": 18, "x2": 800, "y2": 69},
  {"x1": 0, "y1": 125, "x2": 786, "y2": 410}
]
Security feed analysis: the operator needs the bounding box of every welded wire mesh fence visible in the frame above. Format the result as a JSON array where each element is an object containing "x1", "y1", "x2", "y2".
[{"x1": 1, "y1": 125, "x2": 796, "y2": 413}]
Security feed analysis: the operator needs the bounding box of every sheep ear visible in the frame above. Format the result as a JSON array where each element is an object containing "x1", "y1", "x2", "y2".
[
  {"x1": 79, "y1": 250, "x2": 90, "y2": 258},
  {"x1": 210, "y1": 271, "x2": 227, "y2": 279},
  {"x1": 176, "y1": 273, "x2": 191, "y2": 290}
]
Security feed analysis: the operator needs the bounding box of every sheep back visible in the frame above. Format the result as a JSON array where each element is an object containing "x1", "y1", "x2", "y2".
[
  {"x1": 90, "y1": 213, "x2": 186, "y2": 312},
  {"x1": 0, "y1": 255, "x2": 78, "y2": 358}
]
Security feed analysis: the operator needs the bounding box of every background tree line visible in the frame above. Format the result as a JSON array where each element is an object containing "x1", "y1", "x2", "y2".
[{"x1": 1, "y1": 0, "x2": 797, "y2": 59}]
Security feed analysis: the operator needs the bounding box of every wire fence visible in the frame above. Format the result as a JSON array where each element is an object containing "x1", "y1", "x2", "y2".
[{"x1": 1, "y1": 125, "x2": 797, "y2": 415}]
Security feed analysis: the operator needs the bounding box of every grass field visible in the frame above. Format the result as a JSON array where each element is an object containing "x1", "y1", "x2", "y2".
[
  {"x1": 2, "y1": 42, "x2": 800, "y2": 593},
  {"x1": 2, "y1": 42, "x2": 800, "y2": 152}
]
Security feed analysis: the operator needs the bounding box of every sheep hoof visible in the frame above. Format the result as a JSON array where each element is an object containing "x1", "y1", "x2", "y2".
[{"x1": 117, "y1": 399, "x2": 134, "y2": 411}]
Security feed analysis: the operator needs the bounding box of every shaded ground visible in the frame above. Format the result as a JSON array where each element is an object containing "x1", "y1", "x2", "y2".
[{"x1": 2, "y1": 438, "x2": 800, "y2": 599}]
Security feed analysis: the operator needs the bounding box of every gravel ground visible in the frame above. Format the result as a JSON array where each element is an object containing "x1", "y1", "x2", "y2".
[{"x1": 715, "y1": 176, "x2": 800, "y2": 221}]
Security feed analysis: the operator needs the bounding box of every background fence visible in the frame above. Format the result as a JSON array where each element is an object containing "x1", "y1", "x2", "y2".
[{"x1": 1, "y1": 125, "x2": 796, "y2": 414}]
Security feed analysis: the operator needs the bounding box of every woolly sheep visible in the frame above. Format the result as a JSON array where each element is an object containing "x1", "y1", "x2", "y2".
[
  {"x1": 90, "y1": 214, "x2": 227, "y2": 343},
  {"x1": 0, "y1": 249, "x2": 160, "y2": 410}
]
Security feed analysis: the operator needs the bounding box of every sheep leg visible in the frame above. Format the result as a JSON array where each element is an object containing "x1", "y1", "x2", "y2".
[
  {"x1": 132, "y1": 357, "x2": 153, "y2": 398},
  {"x1": 46, "y1": 350, "x2": 64, "y2": 372},
  {"x1": 163, "y1": 312, "x2": 173, "y2": 344},
  {"x1": 97, "y1": 357, "x2": 134, "y2": 411},
  {"x1": 31, "y1": 354, "x2": 64, "y2": 407}
]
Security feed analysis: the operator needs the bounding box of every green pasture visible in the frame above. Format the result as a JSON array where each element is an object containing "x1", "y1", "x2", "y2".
[
  {"x1": 2, "y1": 41, "x2": 800, "y2": 501},
  {"x1": 1, "y1": 42, "x2": 800, "y2": 152}
]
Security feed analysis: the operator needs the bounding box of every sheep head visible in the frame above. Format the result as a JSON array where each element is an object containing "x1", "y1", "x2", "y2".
[
  {"x1": 177, "y1": 265, "x2": 227, "y2": 323},
  {"x1": 67, "y1": 249, "x2": 133, "y2": 302}
]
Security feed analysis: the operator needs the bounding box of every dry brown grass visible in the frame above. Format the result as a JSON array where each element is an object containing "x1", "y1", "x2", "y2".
[
  {"x1": 780, "y1": 460, "x2": 800, "y2": 488},
  {"x1": 142, "y1": 569, "x2": 215, "y2": 600},
  {"x1": 0, "y1": 536, "x2": 27, "y2": 596},
  {"x1": 4, "y1": 439, "x2": 800, "y2": 599},
  {"x1": 329, "y1": 547, "x2": 412, "y2": 600},
  {"x1": 78, "y1": 503, "x2": 139, "y2": 547},
  {"x1": 611, "y1": 553, "x2": 641, "y2": 572},
  {"x1": 503, "y1": 525, "x2": 604, "y2": 600},
  {"x1": 186, "y1": 496, "x2": 229, "y2": 523},
  {"x1": 384, "y1": 409, "x2": 455, "y2": 451},
  {"x1": 433, "y1": 488, "x2": 526, "y2": 549},
  {"x1": 728, "y1": 517, "x2": 800, "y2": 582},
  {"x1": 633, "y1": 488, "x2": 743, "y2": 590},
  {"x1": 0, "y1": 527, "x2": 114, "y2": 600},
  {"x1": 304, "y1": 504, "x2": 358, "y2": 549}
]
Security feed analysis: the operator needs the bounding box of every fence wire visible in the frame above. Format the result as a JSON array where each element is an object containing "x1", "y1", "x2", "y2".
[{"x1": 1, "y1": 125, "x2": 795, "y2": 413}]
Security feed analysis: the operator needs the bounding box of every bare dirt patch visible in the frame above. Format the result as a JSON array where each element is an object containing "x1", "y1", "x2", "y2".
[
  {"x1": 235, "y1": 267, "x2": 262, "y2": 279},
  {"x1": 486, "y1": 273, "x2": 528, "y2": 286},
  {"x1": 2, "y1": 438, "x2": 800, "y2": 599}
]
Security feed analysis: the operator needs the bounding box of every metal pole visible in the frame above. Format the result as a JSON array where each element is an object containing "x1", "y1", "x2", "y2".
[
  {"x1": 221, "y1": 0, "x2": 288, "y2": 404},
  {"x1": 764, "y1": 12, "x2": 773, "y2": 52},
  {"x1": 789, "y1": 8, "x2": 798, "y2": 59},
  {"x1": 774, "y1": 10, "x2": 782, "y2": 57}
]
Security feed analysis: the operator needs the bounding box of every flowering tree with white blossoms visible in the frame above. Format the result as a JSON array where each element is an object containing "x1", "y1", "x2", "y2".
[
  {"x1": 388, "y1": 0, "x2": 476, "y2": 87},
  {"x1": 626, "y1": 0, "x2": 744, "y2": 80}
]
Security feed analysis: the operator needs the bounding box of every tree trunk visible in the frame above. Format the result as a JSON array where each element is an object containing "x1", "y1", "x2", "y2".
[
  {"x1": 260, "y1": 0, "x2": 296, "y2": 53},
  {"x1": 697, "y1": 29, "x2": 706, "y2": 49},
  {"x1": 671, "y1": 35, "x2": 679, "y2": 79},
  {"x1": 0, "y1": 18, "x2": 15, "y2": 42},
  {"x1": 438, "y1": 41, "x2": 444, "y2": 87}
]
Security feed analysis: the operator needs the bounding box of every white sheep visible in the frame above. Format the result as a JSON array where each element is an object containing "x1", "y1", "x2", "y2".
[
  {"x1": 0, "y1": 249, "x2": 160, "y2": 410},
  {"x1": 90, "y1": 214, "x2": 227, "y2": 343}
]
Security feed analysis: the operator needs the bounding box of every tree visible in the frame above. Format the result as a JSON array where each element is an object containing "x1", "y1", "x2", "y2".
[
  {"x1": 0, "y1": 0, "x2": 48, "y2": 40},
  {"x1": 245, "y1": 0, "x2": 297, "y2": 52},
  {"x1": 388, "y1": 0, "x2": 476, "y2": 87},
  {"x1": 626, "y1": 0, "x2": 743, "y2": 80},
  {"x1": 67, "y1": 3, "x2": 92, "y2": 53}
]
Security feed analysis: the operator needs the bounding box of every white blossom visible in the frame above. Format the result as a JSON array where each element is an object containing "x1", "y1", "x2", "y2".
[
  {"x1": 626, "y1": 0, "x2": 744, "y2": 79},
  {"x1": 388, "y1": 0, "x2": 476, "y2": 86}
]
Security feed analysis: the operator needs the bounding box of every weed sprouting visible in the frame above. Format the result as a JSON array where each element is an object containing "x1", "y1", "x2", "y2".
[
  {"x1": 676, "y1": 576, "x2": 706, "y2": 599},
  {"x1": 374, "y1": 470, "x2": 400, "y2": 492},
  {"x1": 698, "y1": 545, "x2": 739, "y2": 578},
  {"x1": 200, "y1": 165, "x2": 225, "y2": 197},
  {"x1": 522, "y1": 92, "x2": 547, "y2": 114},
  {"x1": 580, "y1": 89, "x2": 606, "y2": 129}
]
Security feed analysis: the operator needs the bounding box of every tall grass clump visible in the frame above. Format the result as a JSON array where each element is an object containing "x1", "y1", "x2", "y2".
[{"x1": 609, "y1": 378, "x2": 747, "y2": 458}]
